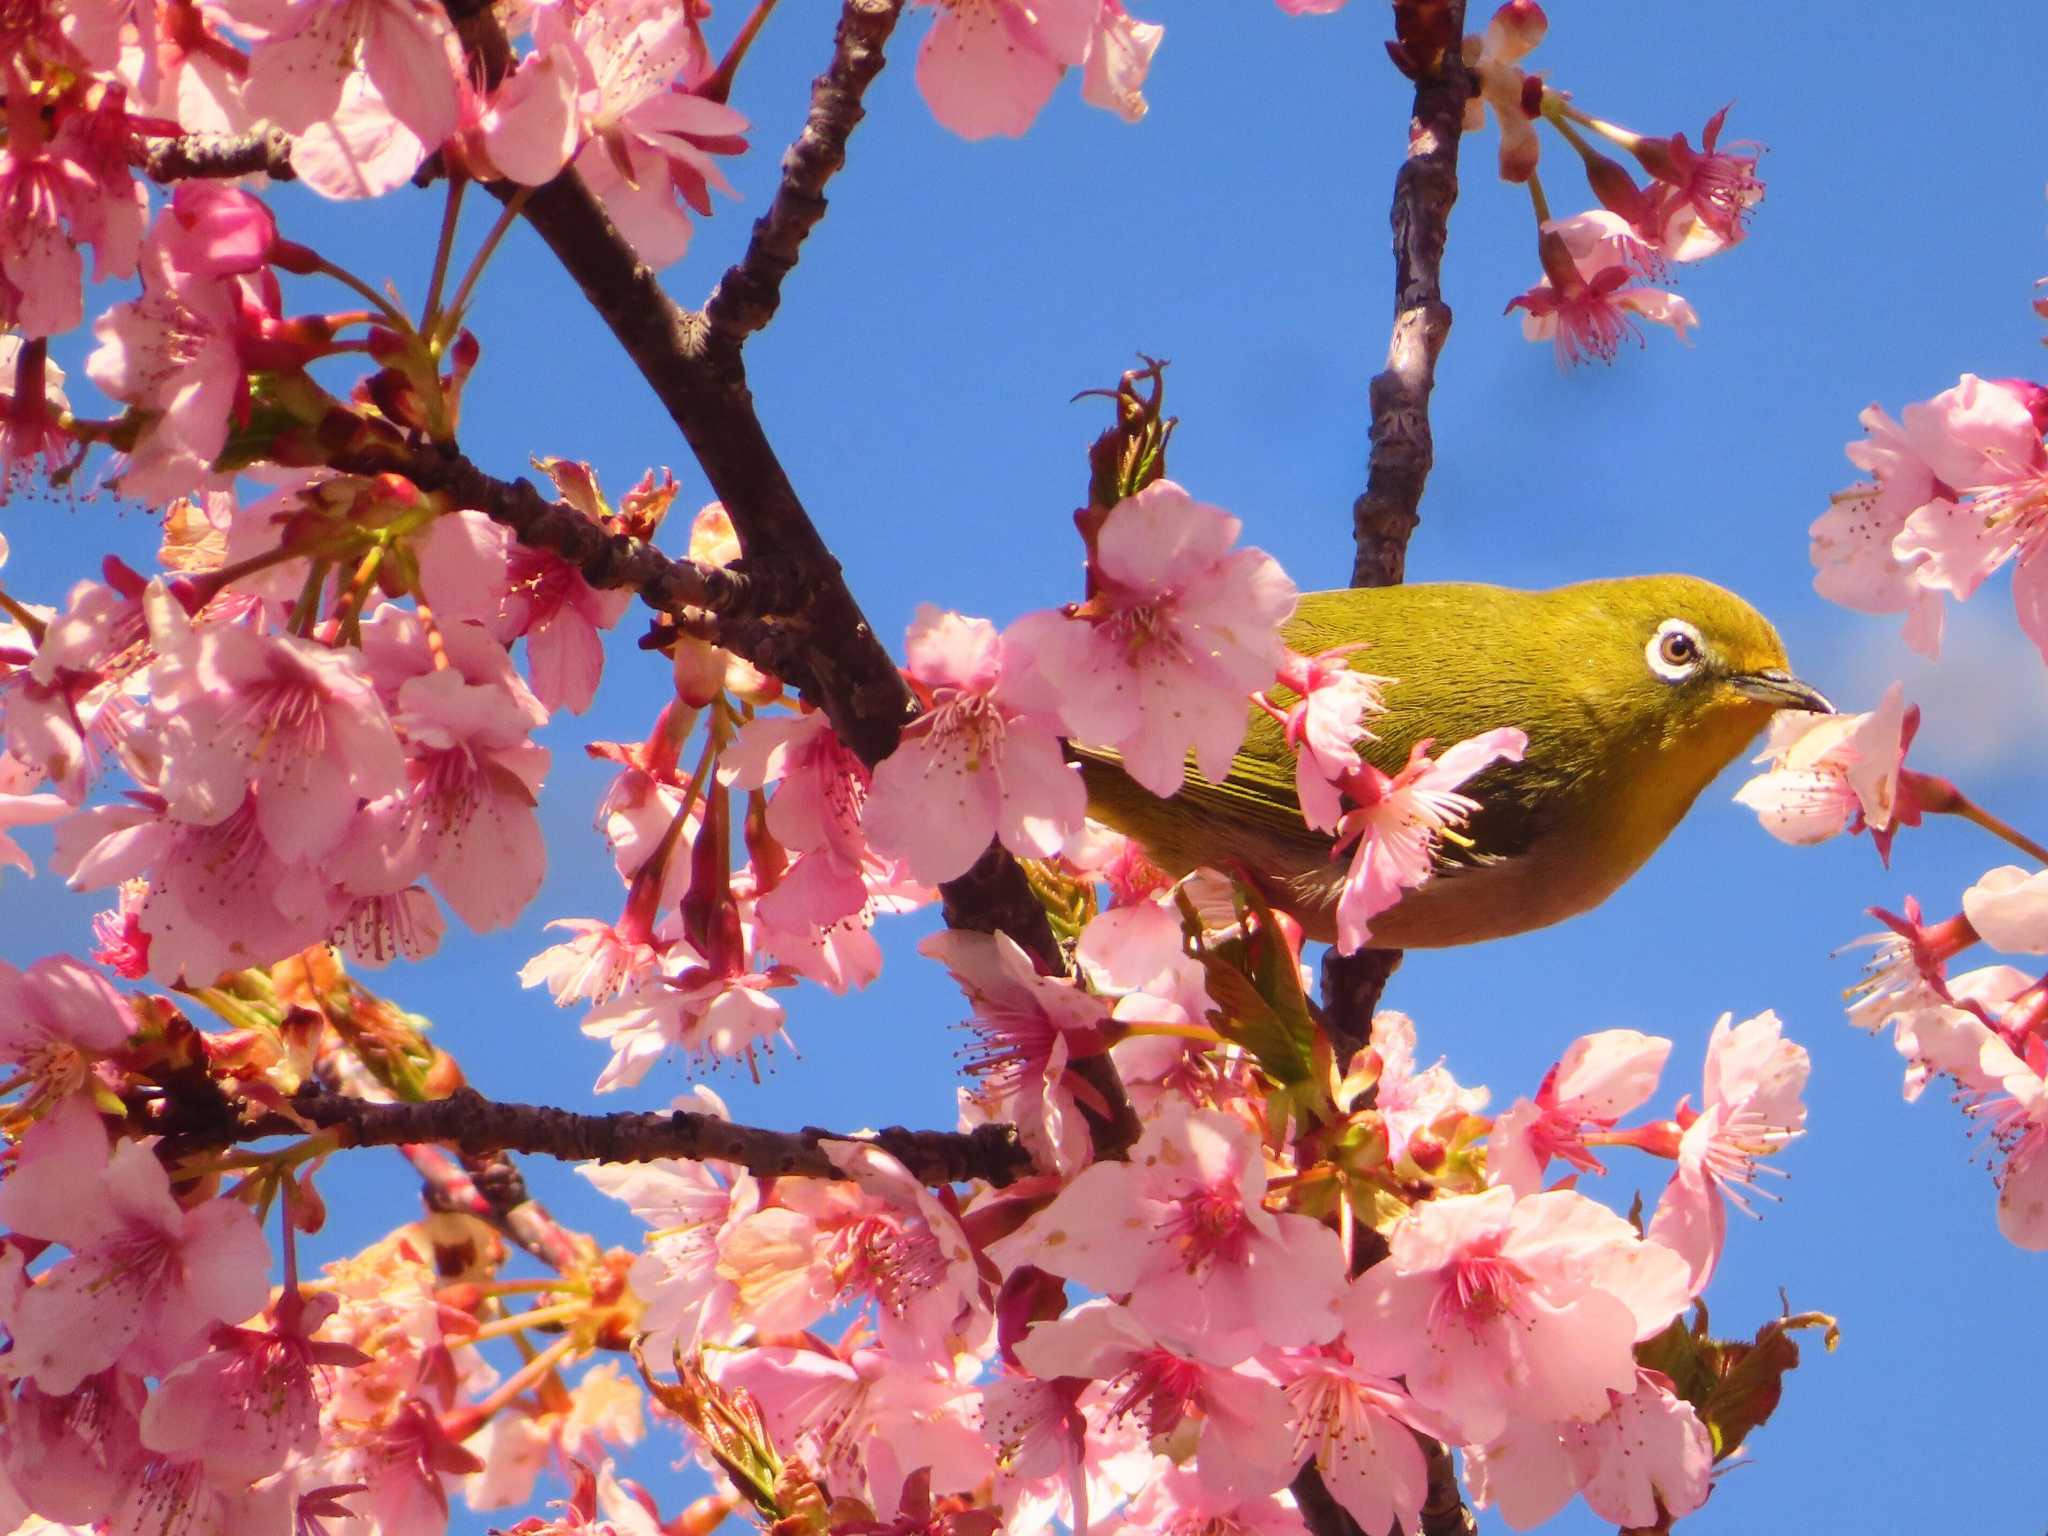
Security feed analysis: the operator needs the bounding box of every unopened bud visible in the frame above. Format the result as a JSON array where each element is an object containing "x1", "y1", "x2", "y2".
[
  {"x1": 673, "y1": 634, "x2": 729, "y2": 707},
  {"x1": 1484, "y1": 0, "x2": 1547, "y2": 61},
  {"x1": 1535, "y1": 228, "x2": 1580, "y2": 292},
  {"x1": 1582, "y1": 148, "x2": 1653, "y2": 225},
  {"x1": 1628, "y1": 134, "x2": 1682, "y2": 185},
  {"x1": 1407, "y1": 1131, "x2": 1446, "y2": 1172}
]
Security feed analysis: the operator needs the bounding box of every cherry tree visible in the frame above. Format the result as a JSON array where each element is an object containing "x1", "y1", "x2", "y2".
[{"x1": 0, "y1": 0, "x2": 2042, "y2": 1533}]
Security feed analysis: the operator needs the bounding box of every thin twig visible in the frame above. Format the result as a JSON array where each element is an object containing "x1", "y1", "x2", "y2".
[
  {"x1": 281, "y1": 1085, "x2": 1035, "y2": 1187},
  {"x1": 702, "y1": 0, "x2": 906, "y2": 345}
]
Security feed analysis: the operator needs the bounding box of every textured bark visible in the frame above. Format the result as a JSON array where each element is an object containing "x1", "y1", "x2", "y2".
[
  {"x1": 135, "y1": 128, "x2": 298, "y2": 182},
  {"x1": 288, "y1": 1086, "x2": 1037, "y2": 1187}
]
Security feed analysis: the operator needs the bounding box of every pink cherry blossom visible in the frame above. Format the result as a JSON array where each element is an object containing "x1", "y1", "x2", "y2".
[
  {"x1": 914, "y1": 0, "x2": 1095, "y2": 139},
  {"x1": 1277, "y1": 1353, "x2": 1447, "y2": 1535},
  {"x1": 1003, "y1": 479, "x2": 1298, "y2": 797},
  {"x1": 2, "y1": 1368, "x2": 150, "y2": 1525},
  {"x1": 144, "y1": 586, "x2": 408, "y2": 862},
  {"x1": 1081, "y1": 0, "x2": 1163, "y2": 123},
  {"x1": 520, "y1": 917, "x2": 663, "y2": 1007},
  {"x1": 1013, "y1": 1101, "x2": 1347, "y2": 1364},
  {"x1": 0, "y1": 951, "x2": 136, "y2": 1104},
  {"x1": 500, "y1": 542, "x2": 633, "y2": 715},
  {"x1": 1507, "y1": 228, "x2": 1699, "y2": 368},
  {"x1": 1330, "y1": 726, "x2": 1526, "y2": 954},
  {"x1": 1913, "y1": 1007, "x2": 2048, "y2": 1248},
  {"x1": 1886, "y1": 373, "x2": 2048, "y2": 659},
  {"x1": 713, "y1": 1340, "x2": 990, "y2": 1512},
  {"x1": 923, "y1": 927, "x2": 1107, "y2": 1176},
  {"x1": 1636, "y1": 107, "x2": 1764, "y2": 260},
  {"x1": 538, "y1": 0, "x2": 748, "y2": 266},
  {"x1": 1646, "y1": 1010, "x2": 1809, "y2": 1292},
  {"x1": 1733, "y1": 681, "x2": 1912, "y2": 855},
  {"x1": 1012, "y1": 1299, "x2": 1298, "y2": 1496},
  {"x1": 1094, "y1": 1463, "x2": 1308, "y2": 1536},
  {"x1": 155, "y1": 182, "x2": 281, "y2": 279},
  {"x1": 580, "y1": 1148, "x2": 754, "y2": 1363},
  {"x1": 1363, "y1": 1009, "x2": 1490, "y2": 1165},
  {"x1": 229, "y1": 0, "x2": 463, "y2": 148},
  {"x1": 724, "y1": 709, "x2": 872, "y2": 929},
  {"x1": 1810, "y1": 399, "x2": 1951, "y2": 655},
  {"x1": 1267, "y1": 643, "x2": 1389, "y2": 833},
  {"x1": 578, "y1": 947, "x2": 790, "y2": 1092},
  {"x1": 289, "y1": 68, "x2": 435, "y2": 198},
  {"x1": 866, "y1": 606, "x2": 1084, "y2": 884},
  {"x1": 1342, "y1": 1185, "x2": 1690, "y2": 1444},
  {"x1": 0, "y1": 1097, "x2": 271, "y2": 1393},
  {"x1": 1464, "y1": 1368, "x2": 1711, "y2": 1530},
  {"x1": 1488, "y1": 1029, "x2": 1671, "y2": 1197},
  {"x1": 820, "y1": 1139, "x2": 991, "y2": 1360}
]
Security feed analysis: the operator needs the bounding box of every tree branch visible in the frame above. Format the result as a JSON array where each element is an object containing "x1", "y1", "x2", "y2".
[
  {"x1": 1348, "y1": 2, "x2": 1473, "y2": 589},
  {"x1": 406, "y1": 1142, "x2": 588, "y2": 1272},
  {"x1": 135, "y1": 128, "x2": 298, "y2": 183},
  {"x1": 703, "y1": 0, "x2": 905, "y2": 346},
  {"x1": 283, "y1": 1085, "x2": 1036, "y2": 1188}
]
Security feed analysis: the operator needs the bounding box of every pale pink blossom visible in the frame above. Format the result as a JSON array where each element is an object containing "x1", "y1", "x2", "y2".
[
  {"x1": 1094, "y1": 1463, "x2": 1307, "y2": 1536},
  {"x1": 713, "y1": 1341, "x2": 989, "y2": 1512},
  {"x1": 520, "y1": 918, "x2": 663, "y2": 1007},
  {"x1": 866, "y1": 606, "x2": 1083, "y2": 883},
  {"x1": 1733, "y1": 681, "x2": 1911, "y2": 853},
  {"x1": 1365, "y1": 1010, "x2": 1490, "y2": 1166},
  {"x1": 1015, "y1": 1101, "x2": 1347, "y2": 1364},
  {"x1": 1268, "y1": 644, "x2": 1390, "y2": 832},
  {"x1": 1003, "y1": 480, "x2": 1298, "y2": 796},
  {"x1": 1508, "y1": 242, "x2": 1699, "y2": 368},
  {"x1": 500, "y1": 543, "x2": 633, "y2": 715},
  {"x1": 289, "y1": 68, "x2": 433, "y2": 198},
  {"x1": 1636, "y1": 107, "x2": 1764, "y2": 260},
  {"x1": 0, "y1": 98, "x2": 98, "y2": 337},
  {"x1": 1963, "y1": 865, "x2": 2048, "y2": 954},
  {"x1": 144, "y1": 586, "x2": 407, "y2": 862},
  {"x1": 0, "y1": 787, "x2": 67, "y2": 881},
  {"x1": 2, "y1": 1368, "x2": 149, "y2": 1525},
  {"x1": 579, "y1": 948, "x2": 791, "y2": 1091},
  {"x1": 1810, "y1": 402, "x2": 1949, "y2": 655},
  {"x1": 1080, "y1": 0, "x2": 1163, "y2": 123},
  {"x1": 724, "y1": 709, "x2": 872, "y2": 928},
  {"x1": 1278, "y1": 1353, "x2": 1446, "y2": 1535},
  {"x1": 0, "y1": 951, "x2": 135, "y2": 1102},
  {"x1": 821, "y1": 1139, "x2": 992, "y2": 1360},
  {"x1": 1012, "y1": 1300, "x2": 1297, "y2": 1495},
  {"x1": 1342, "y1": 1185, "x2": 1690, "y2": 1444},
  {"x1": 1464, "y1": 1368, "x2": 1712, "y2": 1530},
  {"x1": 538, "y1": 0, "x2": 748, "y2": 265},
  {"x1": 1646, "y1": 1010, "x2": 1809, "y2": 1292},
  {"x1": 1887, "y1": 374, "x2": 2048, "y2": 659},
  {"x1": 1913, "y1": 1007, "x2": 2048, "y2": 1248},
  {"x1": 914, "y1": 0, "x2": 1095, "y2": 139},
  {"x1": 1331, "y1": 727, "x2": 1526, "y2": 954},
  {"x1": 0, "y1": 1097, "x2": 271, "y2": 1393},
  {"x1": 229, "y1": 0, "x2": 463, "y2": 148},
  {"x1": 1488, "y1": 1029, "x2": 1671, "y2": 1197},
  {"x1": 472, "y1": 38, "x2": 582, "y2": 184},
  {"x1": 155, "y1": 183, "x2": 281, "y2": 279},
  {"x1": 580, "y1": 1150, "x2": 754, "y2": 1362},
  {"x1": 924, "y1": 927, "x2": 1107, "y2": 1175}
]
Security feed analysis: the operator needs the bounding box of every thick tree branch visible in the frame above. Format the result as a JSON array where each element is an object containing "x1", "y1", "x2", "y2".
[
  {"x1": 703, "y1": 0, "x2": 905, "y2": 345},
  {"x1": 135, "y1": 128, "x2": 297, "y2": 183},
  {"x1": 285, "y1": 1085, "x2": 1036, "y2": 1188},
  {"x1": 1348, "y1": 3, "x2": 1473, "y2": 589}
]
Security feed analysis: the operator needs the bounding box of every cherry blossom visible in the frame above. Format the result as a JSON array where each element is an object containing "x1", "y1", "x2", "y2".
[
  {"x1": 228, "y1": 0, "x2": 463, "y2": 150},
  {"x1": 1734, "y1": 681, "x2": 1912, "y2": 855},
  {"x1": 1330, "y1": 726, "x2": 1526, "y2": 954},
  {"x1": 1646, "y1": 1010, "x2": 1809, "y2": 1292},
  {"x1": 1634, "y1": 107, "x2": 1765, "y2": 260},
  {"x1": 1488, "y1": 1029, "x2": 1671, "y2": 1198},
  {"x1": 1913, "y1": 1007, "x2": 2048, "y2": 1248},
  {"x1": 0, "y1": 338, "x2": 78, "y2": 495},
  {"x1": 1277, "y1": 1352, "x2": 1446, "y2": 1535},
  {"x1": 582, "y1": 1145, "x2": 754, "y2": 1363},
  {"x1": 913, "y1": 0, "x2": 1095, "y2": 140},
  {"x1": 1267, "y1": 643, "x2": 1389, "y2": 832},
  {"x1": 866, "y1": 606, "x2": 1084, "y2": 884},
  {"x1": 1012, "y1": 1101, "x2": 1347, "y2": 1364},
  {"x1": 1508, "y1": 225, "x2": 1699, "y2": 368},
  {"x1": 1342, "y1": 1185, "x2": 1691, "y2": 1444},
  {"x1": 1460, "y1": 0, "x2": 1547, "y2": 181},
  {"x1": 1003, "y1": 479, "x2": 1298, "y2": 797},
  {"x1": 1080, "y1": 0, "x2": 1162, "y2": 123},
  {"x1": 0, "y1": 950, "x2": 136, "y2": 1103},
  {"x1": 0, "y1": 1097, "x2": 271, "y2": 1394},
  {"x1": 1809, "y1": 401, "x2": 1950, "y2": 656},
  {"x1": 1963, "y1": 865, "x2": 2048, "y2": 954}
]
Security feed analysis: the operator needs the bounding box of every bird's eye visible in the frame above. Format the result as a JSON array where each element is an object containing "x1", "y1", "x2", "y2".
[{"x1": 1646, "y1": 619, "x2": 1705, "y2": 681}]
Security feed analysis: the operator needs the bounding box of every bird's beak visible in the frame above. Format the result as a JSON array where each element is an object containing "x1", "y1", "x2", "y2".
[{"x1": 1731, "y1": 668, "x2": 1834, "y2": 714}]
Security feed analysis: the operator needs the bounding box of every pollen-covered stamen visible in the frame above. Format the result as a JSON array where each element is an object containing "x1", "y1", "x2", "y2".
[
  {"x1": 839, "y1": 1214, "x2": 949, "y2": 1319},
  {"x1": 1429, "y1": 1247, "x2": 1533, "y2": 1337},
  {"x1": 1968, "y1": 458, "x2": 2048, "y2": 546},
  {"x1": 1098, "y1": 602, "x2": 1192, "y2": 665},
  {"x1": 224, "y1": 675, "x2": 331, "y2": 770},
  {"x1": 1159, "y1": 1184, "x2": 1255, "y2": 1274},
  {"x1": 957, "y1": 1003, "x2": 1058, "y2": 1096},
  {"x1": 1102, "y1": 1347, "x2": 1204, "y2": 1435},
  {"x1": 922, "y1": 690, "x2": 1007, "y2": 777},
  {"x1": 1695, "y1": 1104, "x2": 1794, "y2": 1217}
]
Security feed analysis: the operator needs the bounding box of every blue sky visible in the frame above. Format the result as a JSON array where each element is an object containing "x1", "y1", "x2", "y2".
[{"x1": 9, "y1": 0, "x2": 2048, "y2": 1530}]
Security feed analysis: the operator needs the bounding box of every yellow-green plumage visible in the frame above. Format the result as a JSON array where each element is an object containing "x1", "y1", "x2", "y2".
[{"x1": 1078, "y1": 575, "x2": 1830, "y2": 948}]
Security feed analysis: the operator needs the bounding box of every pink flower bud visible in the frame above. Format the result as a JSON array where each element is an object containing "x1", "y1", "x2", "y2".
[{"x1": 161, "y1": 184, "x2": 277, "y2": 278}]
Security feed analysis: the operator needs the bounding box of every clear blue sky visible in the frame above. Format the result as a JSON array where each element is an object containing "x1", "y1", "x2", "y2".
[{"x1": 11, "y1": 0, "x2": 2048, "y2": 1530}]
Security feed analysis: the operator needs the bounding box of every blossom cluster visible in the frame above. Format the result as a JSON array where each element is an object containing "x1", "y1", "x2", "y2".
[{"x1": 1732, "y1": 352, "x2": 2048, "y2": 1251}]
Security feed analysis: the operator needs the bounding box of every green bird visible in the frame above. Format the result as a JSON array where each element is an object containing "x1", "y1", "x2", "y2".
[{"x1": 1076, "y1": 575, "x2": 1833, "y2": 949}]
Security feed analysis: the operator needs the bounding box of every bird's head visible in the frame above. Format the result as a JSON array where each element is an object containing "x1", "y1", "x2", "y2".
[{"x1": 1570, "y1": 574, "x2": 1832, "y2": 759}]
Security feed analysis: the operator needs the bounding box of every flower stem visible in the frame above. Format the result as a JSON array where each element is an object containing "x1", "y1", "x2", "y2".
[
  {"x1": 422, "y1": 176, "x2": 468, "y2": 339},
  {"x1": 313, "y1": 258, "x2": 415, "y2": 335},
  {"x1": 1951, "y1": 796, "x2": 2048, "y2": 867},
  {"x1": 438, "y1": 187, "x2": 531, "y2": 344},
  {"x1": 702, "y1": 0, "x2": 781, "y2": 102},
  {"x1": 468, "y1": 1299, "x2": 588, "y2": 1343},
  {"x1": 0, "y1": 585, "x2": 46, "y2": 644}
]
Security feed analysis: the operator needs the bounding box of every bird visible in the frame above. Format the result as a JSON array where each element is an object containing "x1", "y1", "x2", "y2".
[{"x1": 1076, "y1": 575, "x2": 1832, "y2": 949}]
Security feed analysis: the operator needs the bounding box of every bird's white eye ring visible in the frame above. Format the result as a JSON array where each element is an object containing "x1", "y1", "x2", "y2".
[{"x1": 1647, "y1": 619, "x2": 1704, "y2": 681}]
